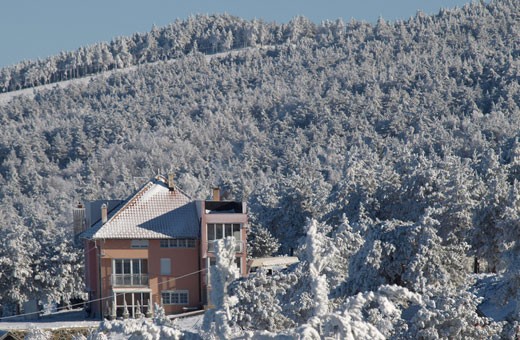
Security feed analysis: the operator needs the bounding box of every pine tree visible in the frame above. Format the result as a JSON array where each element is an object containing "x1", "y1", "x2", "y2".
[
  {"x1": 247, "y1": 224, "x2": 280, "y2": 258},
  {"x1": 202, "y1": 237, "x2": 240, "y2": 338}
]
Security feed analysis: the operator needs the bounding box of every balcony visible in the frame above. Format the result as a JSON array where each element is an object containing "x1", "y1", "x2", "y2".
[
  {"x1": 111, "y1": 274, "x2": 149, "y2": 287},
  {"x1": 206, "y1": 239, "x2": 244, "y2": 253}
]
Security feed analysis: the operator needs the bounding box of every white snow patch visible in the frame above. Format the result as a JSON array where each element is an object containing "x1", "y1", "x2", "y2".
[
  {"x1": 0, "y1": 46, "x2": 275, "y2": 106},
  {"x1": 173, "y1": 314, "x2": 203, "y2": 332},
  {"x1": 0, "y1": 320, "x2": 100, "y2": 331}
]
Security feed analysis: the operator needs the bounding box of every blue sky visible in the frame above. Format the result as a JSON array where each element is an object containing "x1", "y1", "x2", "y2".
[{"x1": 0, "y1": 0, "x2": 473, "y2": 68}]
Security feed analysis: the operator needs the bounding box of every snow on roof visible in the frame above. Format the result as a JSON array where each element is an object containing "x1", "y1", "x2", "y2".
[
  {"x1": 249, "y1": 256, "x2": 300, "y2": 268},
  {"x1": 81, "y1": 176, "x2": 199, "y2": 240}
]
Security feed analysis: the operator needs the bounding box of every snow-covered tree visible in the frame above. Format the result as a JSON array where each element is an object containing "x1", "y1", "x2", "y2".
[
  {"x1": 303, "y1": 218, "x2": 332, "y2": 317},
  {"x1": 328, "y1": 216, "x2": 365, "y2": 295},
  {"x1": 0, "y1": 223, "x2": 39, "y2": 316},
  {"x1": 405, "y1": 291, "x2": 502, "y2": 339},
  {"x1": 0, "y1": 0, "x2": 520, "y2": 333},
  {"x1": 247, "y1": 224, "x2": 280, "y2": 258},
  {"x1": 229, "y1": 269, "x2": 296, "y2": 331},
  {"x1": 202, "y1": 237, "x2": 240, "y2": 338},
  {"x1": 345, "y1": 214, "x2": 469, "y2": 296}
]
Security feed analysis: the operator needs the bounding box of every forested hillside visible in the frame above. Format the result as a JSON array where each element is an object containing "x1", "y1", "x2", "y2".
[
  {"x1": 0, "y1": 14, "x2": 308, "y2": 93},
  {"x1": 1, "y1": 0, "x2": 519, "y2": 336}
]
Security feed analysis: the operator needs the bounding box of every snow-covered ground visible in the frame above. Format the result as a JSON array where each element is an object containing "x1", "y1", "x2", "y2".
[
  {"x1": 0, "y1": 309, "x2": 100, "y2": 331},
  {"x1": 0, "y1": 320, "x2": 100, "y2": 331},
  {"x1": 0, "y1": 308, "x2": 203, "y2": 335},
  {"x1": 173, "y1": 314, "x2": 203, "y2": 333},
  {"x1": 473, "y1": 273, "x2": 517, "y2": 322}
]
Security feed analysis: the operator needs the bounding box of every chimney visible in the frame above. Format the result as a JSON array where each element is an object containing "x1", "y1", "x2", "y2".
[
  {"x1": 73, "y1": 202, "x2": 86, "y2": 235},
  {"x1": 168, "y1": 173, "x2": 175, "y2": 191},
  {"x1": 101, "y1": 203, "x2": 108, "y2": 224},
  {"x1": 212, "y1": 187, "x2": 220, "y2": 201}
]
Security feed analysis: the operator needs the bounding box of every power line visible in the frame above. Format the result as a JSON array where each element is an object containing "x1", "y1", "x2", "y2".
[{"x1": 0, "y1": 267, "x2": 209, "y2": 321}]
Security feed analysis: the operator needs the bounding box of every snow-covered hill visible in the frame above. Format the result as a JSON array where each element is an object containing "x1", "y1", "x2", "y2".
[
  {"x1": 1, "y1": 1, "x2": 520, "y2": 337},
  {"x1": 0, "y1": 46, "x2": 272, "y2": 106}
]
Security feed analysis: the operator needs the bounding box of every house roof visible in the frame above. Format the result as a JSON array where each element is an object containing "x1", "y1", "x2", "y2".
[{"x1": 81, "y1": 176, "x2": 200, "y2": 240}]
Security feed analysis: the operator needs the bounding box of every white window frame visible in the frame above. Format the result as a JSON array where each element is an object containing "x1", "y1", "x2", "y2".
[
  {"x1": 160, "y1": 258, "x2": 171, "y2": 275},
  {"x1": 161, "y1": 290, "x2": 189, "y2": 305},
  {"x1": 113, "y1": 259, "x2": 148, "y2": 275},
  {"x1": 160, "y1": 239, "x2": 196, "y2": 248},
  {"x1": 207, "y1": 223, "x2": 242, "y2": 252},
  {"x1": 131, "y1": 240, "x2": 149, "y2": 248},
  {"x1": 113, "y1": 291, "x2": 151, "y2": 318},
  {"x1": 112, "y1": 259, "x2": 148, "y2": 286}
]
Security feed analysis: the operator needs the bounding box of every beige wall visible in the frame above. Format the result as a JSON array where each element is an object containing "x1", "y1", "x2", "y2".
[
  {"x1": 94, "y1": 239, "x2": 201, "y2": 316},
  {"x1": 199, "y1": 201, "x2": 248, "y2": 305},
  {"x1": 149, "y1": 240, "x2": 200, "y2": 314},
  {"x1": 84, "y1": 240, "x2": 100, "y2": 317}
]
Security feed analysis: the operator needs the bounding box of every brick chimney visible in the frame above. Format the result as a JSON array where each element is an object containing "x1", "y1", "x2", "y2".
[
  {"x1": 168, "y1": 173, "x2": 175, "y2": 191},
  {"x1": 101, "y1": 203, "x2": 108, "y2": 224},
  {"x1": 73, "y1": 202, "x2": 86, "y2": 235},
  {"x1": 212, "y1": 187, "x2": 220, "y2": 201}
]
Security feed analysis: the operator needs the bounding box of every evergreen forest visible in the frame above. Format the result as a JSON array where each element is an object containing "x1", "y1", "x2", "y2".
[{"x1": 0, "y1": 0, "x2": 519, "y2": 337}]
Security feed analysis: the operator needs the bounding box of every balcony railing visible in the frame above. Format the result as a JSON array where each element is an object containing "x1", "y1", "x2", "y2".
[
  {"x1": 207, "y1": 239, "x2": 244, "y2": 253},
  {"x1": 111, "y1": 274, "x2": 149, "y2": 287}
]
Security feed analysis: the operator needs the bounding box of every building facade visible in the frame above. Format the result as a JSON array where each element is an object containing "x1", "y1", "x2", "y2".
[{"x1": 77, "y1": 175, "x2": 247, "y2": 318}]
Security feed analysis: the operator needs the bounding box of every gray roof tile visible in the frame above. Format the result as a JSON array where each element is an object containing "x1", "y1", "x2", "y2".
[{"x1": 82, "y1": 176, "x2": 199, "y2": 240}]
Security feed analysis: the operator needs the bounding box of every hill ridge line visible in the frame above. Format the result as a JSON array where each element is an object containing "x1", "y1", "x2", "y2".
[{"x1": 0, "y1": 45, "x2": 275, "y2": 106}]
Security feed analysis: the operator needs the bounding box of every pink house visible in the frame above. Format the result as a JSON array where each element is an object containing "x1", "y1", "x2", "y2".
[{"x1": 76, "y1": 175, "x2": 248, "y2": 318}]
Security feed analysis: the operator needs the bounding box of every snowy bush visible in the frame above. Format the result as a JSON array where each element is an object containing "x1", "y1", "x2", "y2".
[
  {"x1": 329, "y1": 285, "x2": 422, "y2": 339},
  {"x1": 25, "y1": 328, "x2": 52, "y2": 340},
  {"x1": 404, "y1": 291, "x2": 503, "y2": 339},
  {"x1": 94, "y1": 315, "x2": 183, "y2": 340},
  {"x1": 152, "y1": 303, "x2": 172, "y2": 327}
]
